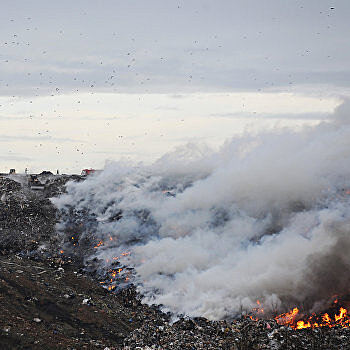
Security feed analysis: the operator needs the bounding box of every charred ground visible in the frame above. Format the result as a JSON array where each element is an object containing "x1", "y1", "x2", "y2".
[{"x1": 1, "y1": 175, "x2": 350, "y2": 349}]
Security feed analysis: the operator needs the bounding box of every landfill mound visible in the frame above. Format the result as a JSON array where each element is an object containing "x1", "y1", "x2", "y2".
[
  {"x1": 0, "y1": 175, "x2": 84, "y2": 256},
  {"x1": 1, "y1": 176, "x2": 350, "y2": 349},
  {"x1": 0, "y1": 255, "x2": 138, "y2": 349},
  {"x1": 0, "y1": 176, "x2": 56, "y2": 256}
]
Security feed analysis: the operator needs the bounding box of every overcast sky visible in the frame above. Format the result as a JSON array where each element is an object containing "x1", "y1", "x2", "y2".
[{"x1": 0, "y1": 0, "x2": 348, "y2": 173}]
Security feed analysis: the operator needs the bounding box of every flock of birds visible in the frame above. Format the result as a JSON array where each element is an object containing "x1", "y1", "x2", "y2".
[
  {"x1": 0, "y1": 4, "x2": 338, "y2": 171},
  {"x1": 0, "y1": 5, "x2": 337, "y2": 98}
]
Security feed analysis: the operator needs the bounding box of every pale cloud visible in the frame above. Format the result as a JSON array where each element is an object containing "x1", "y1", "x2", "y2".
[
  {"x1": 0, "y1": 91, "x2": 341, "y2": 173},
  {"x1": 209, "y1": 112, "x2": 331, "y2": 121},
  {"x1": 0, "y1": 0, "x2": 349, "y2": 171},
  {"x1": 0, "y1": 1, "x2": 349, "y2": 97},
  {"x1": 0, "y1": 134, "x2": 82, "y2": 143},
  {"x1": 0, "y1": 153, "x2": 32, "y2": 161}
]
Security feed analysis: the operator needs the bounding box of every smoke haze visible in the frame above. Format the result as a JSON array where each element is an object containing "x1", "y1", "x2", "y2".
[{"x1": 53, "y1": 100, "x2": 350, "y2": 319}]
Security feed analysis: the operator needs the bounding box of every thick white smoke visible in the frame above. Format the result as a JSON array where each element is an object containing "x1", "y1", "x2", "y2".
[{"x1": 53, "y1": 100, "x2": 350, "y2": 320}]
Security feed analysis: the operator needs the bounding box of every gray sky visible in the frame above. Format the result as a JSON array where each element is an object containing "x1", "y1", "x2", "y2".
[{"x1": 0, "y1": 0, "x2": 349, "y2": 173}]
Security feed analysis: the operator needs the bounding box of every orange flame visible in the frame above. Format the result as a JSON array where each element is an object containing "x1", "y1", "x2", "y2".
[
  {"x1": 94, "y1": 240, "x2": 104, "y2": 248},
  {"x1": 93, "y1": 238, "x2": 131, "y2": 290},
  {"x1": 252, "y1": 299, "x2": 264, "y2": 315},
  {"x1": 322, "y1": 313, "x2": 331, "y2": 323},
  {"x1": 335, "y1": 307, "x2": 347, "y2": 322},
  {"x1": 275, "y1": 307, "x2": 299, "y2": 326},
  {"x1": 274, "y1": 303, "x2": 350, "y2": 329}
]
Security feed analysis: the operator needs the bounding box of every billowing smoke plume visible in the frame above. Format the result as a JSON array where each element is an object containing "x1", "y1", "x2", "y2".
[{"x1": 53, "y1": 100, "x2": 350, "y2": 320}]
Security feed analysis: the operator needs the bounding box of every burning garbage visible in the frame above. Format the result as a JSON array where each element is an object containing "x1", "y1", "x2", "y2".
[
  {"x1": 2, "y1": 172, "x2": 350, "y2": 349},
  {"x1": 275, "y1": 303, "x2": 350, "y2": 330},
  {"x1": 2, "y1": 102, "x2": 350, "y2": 348}
]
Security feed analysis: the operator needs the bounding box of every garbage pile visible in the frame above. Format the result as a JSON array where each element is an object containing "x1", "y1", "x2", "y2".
[
  {"x1": 0, "y1": 177, "x2": 56, "y2": 255},
  {"x1": 124, "y1": 312, "x2": 350, "y2": 349},
  {"x1": 0, "y1": 254, "x2": 136, "y2": 349},
  {"x1": 0, "y1": 175, "x2": 80, "y2": 256},
  {"x1": 43, "y1": 174, "x2": 82, "y2": 198},
  {"x1": 1, "y1": 175, "x2": 350, "y2": 349}
]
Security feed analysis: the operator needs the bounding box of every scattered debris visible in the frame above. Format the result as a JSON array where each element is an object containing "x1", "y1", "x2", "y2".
[
  {"x1": 1, "y1": 174, "x2": 350, "y2": 349},
  {"x1": 82, "y1": 298, "x2": 92, "y2": 305},
  {"x1": 0, "y1": 255, "x2": 135, "y2": 349}
]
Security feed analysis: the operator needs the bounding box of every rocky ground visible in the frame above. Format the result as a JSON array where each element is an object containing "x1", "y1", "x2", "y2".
[{"x1": 1, "y1": 175, "x2": 350, "y2": 349}]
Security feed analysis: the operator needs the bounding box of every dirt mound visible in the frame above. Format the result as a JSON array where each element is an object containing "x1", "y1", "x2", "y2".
[{"x1": 0, "y1": 255, "x2": 139, "y2": 349}]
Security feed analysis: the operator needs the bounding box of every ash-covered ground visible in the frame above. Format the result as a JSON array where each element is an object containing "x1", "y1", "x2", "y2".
[{"x1": 1, "y1": 175, "x2": 350, "y2": 349}]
